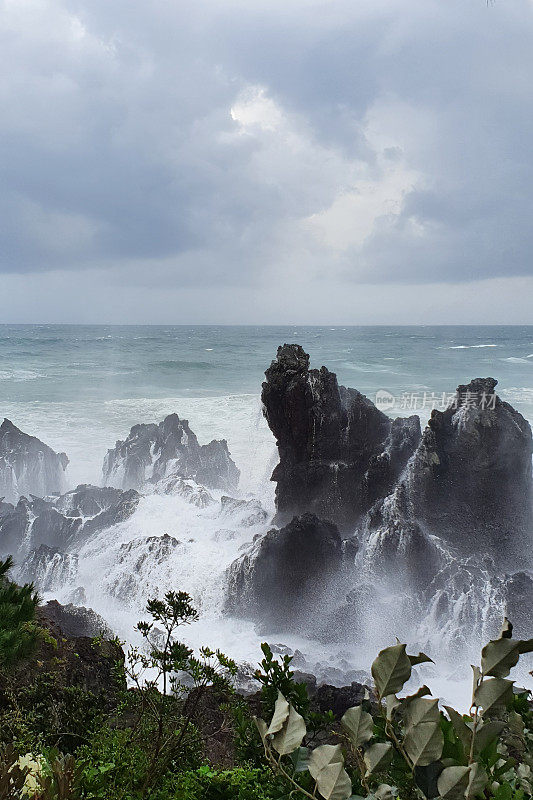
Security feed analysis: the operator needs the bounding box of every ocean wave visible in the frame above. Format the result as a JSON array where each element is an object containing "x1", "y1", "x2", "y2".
[
  {"x1": 153, "y1": 360, "x2": 215, "y2": 370},
  {"x1": 502, "y1": 357, "x2": 533, "y2": 365},
  {"x1": 446, "y1": 344, "x2": 498, "y2": 349},
  {"x1": 0, "y1": 369, "x2": 44, "y2": 381}
]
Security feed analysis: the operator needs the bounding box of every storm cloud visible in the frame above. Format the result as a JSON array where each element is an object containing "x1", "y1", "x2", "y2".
[{"x1": 1, "y1": 0, "x2": 533, "y2": 322}]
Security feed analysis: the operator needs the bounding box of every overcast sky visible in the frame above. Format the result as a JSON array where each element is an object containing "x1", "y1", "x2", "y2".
[{"x1": 1, "y1": 0, "x2": 533, "y2": 324}]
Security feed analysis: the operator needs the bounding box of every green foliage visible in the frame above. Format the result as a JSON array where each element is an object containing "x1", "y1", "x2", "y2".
[
  {"x1": 254, "y1": 643, "x2": 310, "y2": 717},
  {"x1": 158, "y1": 765, "x2": 283, "y2": 800},
  {"x1": 253, "y1": 618, "x2": 533, "y2": 800},
  {"x1": 0, "y1": 556, "x2": 40, "y2": 667}
]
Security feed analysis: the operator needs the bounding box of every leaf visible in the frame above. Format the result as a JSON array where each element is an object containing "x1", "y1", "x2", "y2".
[
  {"x1": 481, "y1": 638, "x2": 520, "y2": 678},
  {"x1": 404, "y1": 697, "x2": 440, "y2": 729},
  {"x1": 517, "y1": 638, "x2": 533, "y2": 655},
  {"x1": 386, "y1": 694, "x2": 400, "y2": 720},
  {"x1": 473, "y1": 720, "x2": 505, "y2": 754},
  {"x1": 437, "y1": 765, "x2": 471, "y2": 800},
  {"x1": 409, "y1": 652, "x2": 434, "y2": 666},
  {"x1": 499, "y1": 618, "x2": 513, "y2": 639},
  {"x1": 271, "y1": 704, "x2": 306, "y2": 756},
  {"x1": 363, "y1": 742, "x2": 393, "y2": 775},
  {"x1": 466, "y1": 763, "x2": 488, "y2": 799},
  {"x1": 371, "y1": 644, "x2": 412, "y2": 699},
  {"x1": 473, "y1": 678, "x2": 514, "y2": 716},
  {"x1": 341, "y1": 706, "x2": 374, "y2": 748},
  {"x1": 444, "y1": 706, "x2": 472, "y2": 752},
  {"x1": 471, "y1": 666, "x2": 482, "y2": 703},
  {"x1": 266, "y1": 691, "x2": 290, "y2": 735},
  {"x1": 290, "y1": 746, "x2": 310, "y2": 773},
  {"x1": 374, "y1": 784, "x2": 397, "y2": 800},
  {"x1": 308, "y1": 744, "x2": 352, "y2": 800},
  {"x1": 404, "y1": 720, "x2": 444, "y2": 767},
  {"x1": 403, "y1": 685, "x2": 432, "y2": 704},
  {"x1": 254, "y1": 716, "x2": 268, "y2": 744}
]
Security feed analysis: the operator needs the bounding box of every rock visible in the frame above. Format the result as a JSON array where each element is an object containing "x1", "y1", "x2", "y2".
[
  {"x1": 313, "y1": 681, "x2": 368, "y2": 717},
  {"x1": 102, "y1": 413, "x2": 239, "y2": 493},
  {"x1": 153, "y1": 475, "x2": 215, "y2": 507},
  {"x1": 382, "y1": 378, "x2": 533, "y2": 564},
  {"x1": 0, "y1": 485, "x2": 140, "y2": 557},
  {"x1": 17, "y1": 545, "x2": 78, "y2": 591},
  {"x1": 220, "y1": 496, "x2": 269, "y2": 526},
  {"x1": 39, "y1": 599, "x2": 114, "y2": 639},
  {"x1": 226, "y1": 513, "x2": 344, "y2": 632},
  {"x1": 0, "y1": 418, "x2": 68, "y2": 504},
  {"x1": 104, "y1": 533, "x2": 181, "y2": 602},
  {"x1": 261, "y1": 345, "x2": 418, "y2": 529}
]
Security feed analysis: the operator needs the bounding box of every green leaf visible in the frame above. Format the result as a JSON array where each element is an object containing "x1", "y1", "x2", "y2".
[
  {"x1": 404, "y1": 720, "x2": 444, "y2": 767},
  {"x1": 254, "y1": 716, "x2": 268, "y2": 744},
  {"x1": 443, "y1": 706, "x2": 472, "y2": 753},
  {"x1": 404, "y1": 697, "x2": 440, "y2": 729},
  {"x1": 371, "y1": 644, "x2": 412, "y2": 699},
  {"x1": 290, "y1": 746, "x2": 310, "y2": 773},
  {"x1": 266, "y1": 691, "x2": 290, "y2": 735},
  {"x1": 386, "y1": 694, "x2": 401, "y2": 720},
  {"x1": 466, "y1": 763, "x2": 488, "y2": 799},
  {"x1": 499, "y1": 618, "x2": 513, "y2": 639},
  {"x1": 341, "y1": 706, "x2": 374, "y2": 748},
  {"x1": 271, "y1": 704, "x2": 306, "y2": 756},
  {"x1": 437, "y1": 765, "x2": 470, "y2": 799},
  {"x1": 409, "y1": 652, "x2": 434, "y2": 667},
  {"x1": 363, "y1": 743, "x2": 393, "y2": 775},
  {"x1": 473, "y1": 677, "x2": 514, "y2": 716},
  {"x1": 473, "y1": 720, "x2": 505, "y2": 754},
  {"x1": 308, "y1": 744, "x2": 352, "y2": 800},
  {"x1": 481, "y1": 638, "x2": 520, "y2": 678}
]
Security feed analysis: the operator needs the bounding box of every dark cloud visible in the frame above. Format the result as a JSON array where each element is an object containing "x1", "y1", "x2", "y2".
[{"x1": 1, "y1": 0, "x2": 533, "y2": 321}]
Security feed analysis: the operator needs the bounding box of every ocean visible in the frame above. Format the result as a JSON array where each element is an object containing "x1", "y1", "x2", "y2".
[{"x1": 2, "y1": 324, "x2": 533, "y2": 705}]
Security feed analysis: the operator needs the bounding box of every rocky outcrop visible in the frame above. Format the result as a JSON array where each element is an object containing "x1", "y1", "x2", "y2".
[
  {"x1": 220, "y1": 496, "x2": 269, "y2": 527},
  {"x1": 372, "y1": 378, "x2": 533, "y2": 565},
  {"x1": 153, "y1": 475, "x2": 215, "y2": 507},
  {"x1": 102, "y1": 413, "x2": 239, "y2": 493},
  {"x1": 0, "y1": 484, "x2": 140, "y2": 559},
  {"x1": 226, "y1": 513, "x2": 344, "y2": 632},
  {"x1": 104, "y1": 533, "x2": 182, "y2": 602},
  {"x1": 39, "y1": 599, "x2": 114, "y2": 639},
  {"x1": 17, "y1": 545, "x2": 78, "y2": 592},
  {"x1": 0, "y1": 418, "x2": 68, "y2": 504},
  {"x1": 261, "y1": 345, "x2": 420, "y2": 529}
]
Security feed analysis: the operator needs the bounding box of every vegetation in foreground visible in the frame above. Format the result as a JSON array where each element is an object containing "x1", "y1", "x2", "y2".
[{"x1": 0, "y1": 556, "x2": 531, "y2": 800}]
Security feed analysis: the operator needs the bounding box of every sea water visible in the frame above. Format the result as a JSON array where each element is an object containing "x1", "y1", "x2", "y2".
[{"x1": 1, "y1": 324, "x2": 532, "y2": 705}]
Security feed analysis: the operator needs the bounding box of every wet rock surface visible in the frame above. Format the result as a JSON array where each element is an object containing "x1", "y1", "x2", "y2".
[
  {"x1": 0, "y1": 418, "x2": 68, "y2": 504},
  {"x1": 102, "y1": 413, "x2": 239, "y2": 493}
]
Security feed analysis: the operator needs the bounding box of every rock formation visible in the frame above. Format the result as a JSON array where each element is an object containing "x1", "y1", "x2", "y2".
[
  {"x1": 0, "y1": 484, "x2": 140, "y2": 560},
  {"x1": 261, "y1": 345, "x2": 420, "y2": 529},
  {"x1": 0, "y1": 418, "x2": 68, "y2": 504},
  {"x1": 102, "y1": 413, "x2": 239, "y2": 493},
  {"x1": 226, "y1": 513, "x2": 345, "y2": 632}
]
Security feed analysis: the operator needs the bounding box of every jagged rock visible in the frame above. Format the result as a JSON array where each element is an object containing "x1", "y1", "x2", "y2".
[
  {"x1": 39, "y1": 599, "x2": 114, "y2": 639},
  {"x1": 226, "y1": 513, "x2": 344, "y2": 632},
  {"x1": 102, "y1": 413, "x2": 239, "y2": 493},
  {"x1": 261, "y1": 345, "x2": 419, "y2": 529},
  {"x1": 17, "y1": 545, "x2": 78, "y2": 591},
  {"x1": 0, "y1": 418, "x2": 68, "y2": 504},
  {"x1": 378, "y1": 378, "x2": 533, "y2": 564},
  {"x1": 105, "y1": 533, "x2": 181, "y2": 601},
  {"x1": 154, "y1": 475, "x2": 215, "y2": 507},
  {"x1": 313, "y1": 682, "x2": 369, "y2": 717},
  {"x1": 54, "y1": 484, "x2": 127, "y2": 517},
  {"x1": 0, "y1": 485, "x2": 140, "y2": 558},
  {"x1": 220, "y1": 496, "x2": 269, "y2": 527}
]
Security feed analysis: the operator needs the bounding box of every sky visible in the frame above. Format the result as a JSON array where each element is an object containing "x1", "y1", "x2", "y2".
[{"x1": 1, "y1": 0, "x2": 533, "y2": 324}]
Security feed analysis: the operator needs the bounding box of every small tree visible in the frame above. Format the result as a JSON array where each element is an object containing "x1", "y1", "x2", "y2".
[{"x1": 0, "y1": 556, "x2": 39, "y2": 668}]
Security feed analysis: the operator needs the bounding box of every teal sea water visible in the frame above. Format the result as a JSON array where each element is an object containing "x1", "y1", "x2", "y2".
[{"x1": 1, "y1": 324, "x2": 532, "y2": 488}]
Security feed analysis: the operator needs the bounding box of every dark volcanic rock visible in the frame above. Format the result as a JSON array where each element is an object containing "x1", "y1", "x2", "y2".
[
  {"x1": 394, "y1": 378, "x2": 533, "y2": 563},
  {"x1": 0, "y1": 418, "x2": 68, "y2": 504},
  {"x1": 226, "y1": 513, "x2": 344, "y2": 631},
  {"x1": 220, "y1": 496, "x2": 269, "y2": 526},
  {"x1": 0, "y1": 485, "x2": 140, "y2": 558},
  {"x1": 261, "y1": 345, "x2": 419, "y2": 529},
  {"x1": 102, "y1": 413, "x2": 239, "y2": 493},
  {"x1": 17, "y1": 545, "x2": 79, "y2": 591},
  {"x1": 39, "y1": 599, "x2": 114, "y2": 639}
]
